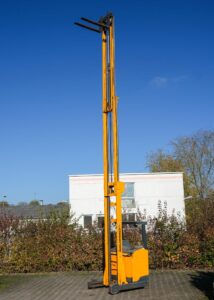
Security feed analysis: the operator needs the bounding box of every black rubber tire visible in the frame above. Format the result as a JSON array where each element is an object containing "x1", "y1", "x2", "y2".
[{"x1": 109, "y1": 284, "x2": 120, "y2": 295}]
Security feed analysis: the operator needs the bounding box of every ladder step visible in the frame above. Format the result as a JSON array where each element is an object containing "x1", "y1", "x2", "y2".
[{"x1": 111, "y1": 218, "x2": 117, "y2": 223}]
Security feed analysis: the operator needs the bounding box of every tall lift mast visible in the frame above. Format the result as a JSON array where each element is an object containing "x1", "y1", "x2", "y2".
[{"x1": 75, "y1": 13, "x2": 149, "y2": 295}]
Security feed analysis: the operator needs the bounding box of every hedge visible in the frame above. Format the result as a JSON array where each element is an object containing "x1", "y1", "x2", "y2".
[{"x1": 0, "y1": 199, "x2": 213, "y2": 273}]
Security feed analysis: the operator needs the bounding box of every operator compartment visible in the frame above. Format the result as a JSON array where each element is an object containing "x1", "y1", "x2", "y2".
[{"x1": 111, "y1": 221, "x2": 149, "y2": 283}]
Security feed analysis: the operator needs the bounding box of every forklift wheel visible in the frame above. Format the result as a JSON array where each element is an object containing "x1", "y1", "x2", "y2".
[{"x1": 109, "y1": 284, "x2": 120, "y2": 295}]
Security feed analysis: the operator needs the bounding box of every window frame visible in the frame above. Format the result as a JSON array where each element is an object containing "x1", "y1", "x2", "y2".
[
  {"x1": 122, "y1": 182, "x2": 135, "y2": 208},
  {"x1": 83, "y1": 215, "x2": 92, "y2": 228}
]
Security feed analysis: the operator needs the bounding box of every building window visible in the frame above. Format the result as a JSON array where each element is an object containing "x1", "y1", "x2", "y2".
[
  {"x1": 123, "y1": 213, "x2": 136, "y2": 222},
  {"x1": 97, "y1": 216, "x2": 104, "y2": 228},
  {"x1": 84, "y1": 215, "x2": 92, "y2": 228},
  {"x1": 122, "y1": 182, "x2": 135, "y2": 208}
]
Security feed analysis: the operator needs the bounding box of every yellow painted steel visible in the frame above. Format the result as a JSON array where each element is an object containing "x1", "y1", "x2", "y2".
[
  {"x1": 102, "y1": 29, "x2": 110, "y2": 286},
  {"x1": 101, "y1": 13, "x2": 149, "y2": 288},
  {"x1": 111, "y1": 249, "x2": 149, "y2": 282},
  {"x1": 75, "y1": 13, "x2": 149, "y2": 294},
  {"x1": 123, "y1": 249, "x2": 149, "y2": 282},
  {"x1": 101, "y1": 14, "x2": 127, "y2": 286},
  {"x1": 76, "y1": 12, "x2": 149, "y2": 292}
]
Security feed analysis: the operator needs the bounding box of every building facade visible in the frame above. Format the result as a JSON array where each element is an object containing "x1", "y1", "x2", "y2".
[{"x1": 69, "y1": 172, "x2": 185, "y2": 227}]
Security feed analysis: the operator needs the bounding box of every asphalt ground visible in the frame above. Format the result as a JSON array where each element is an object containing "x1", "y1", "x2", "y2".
[{"x1": 0, "y1": 270, "x2": 213, "y2": 300}]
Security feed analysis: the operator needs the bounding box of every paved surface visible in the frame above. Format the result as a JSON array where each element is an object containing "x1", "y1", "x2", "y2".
[{"x1": 0, "y1": 270, "x2": 213, "y2": 300}]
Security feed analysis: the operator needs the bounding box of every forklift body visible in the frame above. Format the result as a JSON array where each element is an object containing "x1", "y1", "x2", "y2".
[{"x1": 74, "y1": 13, "x2": 149, "y2": 294}]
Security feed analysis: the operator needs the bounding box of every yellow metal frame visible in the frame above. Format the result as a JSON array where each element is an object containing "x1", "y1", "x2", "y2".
[
  {"x1": 75, "y1": 13, "x2": 149, "y2": 293},
  {"x1": 101, "y1": 14, "x2": 127, "y2": 286}
]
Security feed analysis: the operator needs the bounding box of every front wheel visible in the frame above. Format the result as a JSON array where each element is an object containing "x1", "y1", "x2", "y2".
[{"x1": 109, "y1": 284, "x2": 120, "y2": 295}]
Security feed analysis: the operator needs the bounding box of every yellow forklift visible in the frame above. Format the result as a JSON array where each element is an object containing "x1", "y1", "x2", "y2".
[{"x1": 74, "y1": 13, "x2": 149, "y2": 295}]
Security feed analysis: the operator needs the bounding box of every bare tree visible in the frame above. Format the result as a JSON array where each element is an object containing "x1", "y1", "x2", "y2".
[{"x1": 172, "y1": 130, "x2": 214, "y2": 199}]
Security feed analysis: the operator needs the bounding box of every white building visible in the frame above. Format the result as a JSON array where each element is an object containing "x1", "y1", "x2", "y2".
[{"x1": 69, "y1": 172, "x2": 185, "y2": 227}]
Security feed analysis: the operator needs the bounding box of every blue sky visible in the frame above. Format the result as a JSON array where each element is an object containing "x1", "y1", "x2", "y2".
[{"x1": 0, "y1": 0, "x2": 213, "y2": 204}]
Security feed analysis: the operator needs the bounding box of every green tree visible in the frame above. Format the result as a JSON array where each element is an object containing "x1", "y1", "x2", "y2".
[
  {"x1": 29, "y1": 200, "x2": 41, "y2": 206},
  {"x1": 0, "y1": 201, "x2": 9, "y2": 207},
  {"x1": 56, "y1": 201, "x2": 69, "y2": 207},
  {"x1": 147, "y1": 150, "x2": 182, "y2": 172},
  {"x1": 147, "y1": 150, "x2": 194, "y2": 197}
]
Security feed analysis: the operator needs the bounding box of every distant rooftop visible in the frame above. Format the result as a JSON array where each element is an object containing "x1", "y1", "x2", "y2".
[
  {"x1": 0, "y1": 204, "x2": 68, "y2": 219},
  {"x1": 69, "y1": 172, "x2": 183, "y2": 177}
]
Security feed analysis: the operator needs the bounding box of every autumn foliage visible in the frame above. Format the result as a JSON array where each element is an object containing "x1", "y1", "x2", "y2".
[
  {"x1": 0, "y1": 199, "x2": 213, "y2": 273},
  {"x1": 147, "y1": 200, "x2": 214, "y2": 269}
]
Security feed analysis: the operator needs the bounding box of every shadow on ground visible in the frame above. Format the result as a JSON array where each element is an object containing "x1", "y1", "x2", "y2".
[{"x1": 189, "y1": 271, "x2": 214, "y2": 300}]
